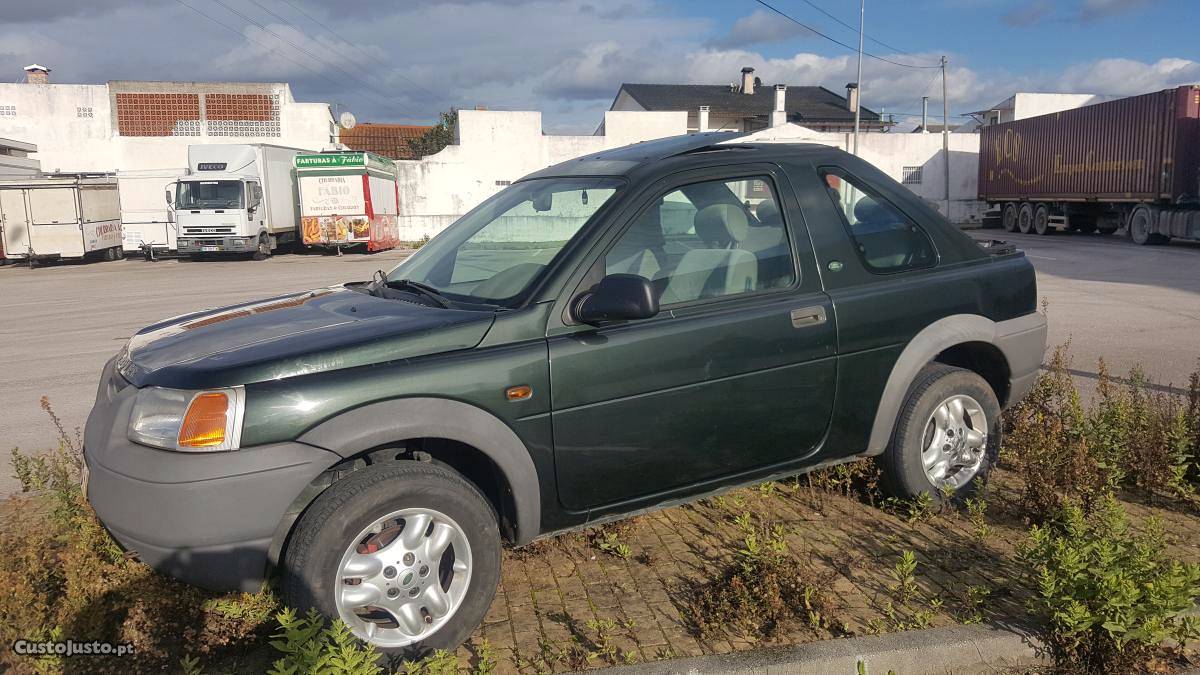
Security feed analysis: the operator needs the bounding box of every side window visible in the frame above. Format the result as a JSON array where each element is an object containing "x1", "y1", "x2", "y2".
[
  {"x1": 820, "y1": 169, "x2": 936, "y2": 273},
  {"x1": 604, "y1": 176, "x2": 795, "y2": 306}
]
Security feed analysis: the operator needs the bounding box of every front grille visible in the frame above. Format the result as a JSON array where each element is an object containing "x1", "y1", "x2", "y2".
[{"x1": 183, "y1": 226, "x2": 235, "y2": 235}]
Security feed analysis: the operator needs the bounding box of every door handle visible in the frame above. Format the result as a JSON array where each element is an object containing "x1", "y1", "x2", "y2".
[{"x1": 790, "y1": 306, "x2": 827, "y2": 328}]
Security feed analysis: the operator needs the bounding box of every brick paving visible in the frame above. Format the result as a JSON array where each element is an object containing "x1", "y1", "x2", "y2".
[{"x1": 449, "y1": 468, "x2": 1200, "y2": 673}]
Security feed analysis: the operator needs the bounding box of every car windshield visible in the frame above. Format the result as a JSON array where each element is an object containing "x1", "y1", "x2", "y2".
[
  {"x1": 176, "y1": 180, "x2": 244, "y2": 209},
  {"x1": 387, "y1": 177, "x2": 623, "y2": 307}
]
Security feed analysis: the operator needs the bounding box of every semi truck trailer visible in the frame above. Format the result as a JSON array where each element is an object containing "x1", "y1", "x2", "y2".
[
  {"x1": 170, "y1": 144, "x2": 304, "y2": 259},
  {"x1": 979, "y1": 85, "x2": 1200, "y2": 245}
]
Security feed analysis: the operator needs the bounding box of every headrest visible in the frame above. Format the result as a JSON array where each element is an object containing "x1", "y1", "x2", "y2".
[
  {"x1": 755, "y1": 198, "x2": 780, "y2": 224},
  {"x1": 694, "y1": 203, "x2": 749, "y2": 246},
  {"x1": 853, "y1": 196, "x2": 889, "y2": 225}
]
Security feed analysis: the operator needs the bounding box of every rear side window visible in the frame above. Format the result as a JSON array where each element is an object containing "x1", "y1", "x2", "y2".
[{"x1": 820, "y1": 168, "x2": 936, "y2": 273}]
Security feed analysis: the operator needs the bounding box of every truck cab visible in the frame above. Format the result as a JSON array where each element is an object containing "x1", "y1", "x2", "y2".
[{"x1": 172, "y1": 175, "x2": 264, "y2": 255}]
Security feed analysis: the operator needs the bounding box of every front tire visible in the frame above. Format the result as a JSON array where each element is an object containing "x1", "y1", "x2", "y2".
[
  {"x1": 879, "y1": 364, "x2": 1000, "y2": 502},
  {"x1": 282, "y1": 462, "x2": 501, "y2": 657}
]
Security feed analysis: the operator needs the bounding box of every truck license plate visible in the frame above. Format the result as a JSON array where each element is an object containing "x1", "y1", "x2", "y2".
[{"x1": 201, "y1": 246, "x2": 220, "y2": 252}]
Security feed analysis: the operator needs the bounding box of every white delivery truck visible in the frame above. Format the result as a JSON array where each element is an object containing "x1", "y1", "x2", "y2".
[
  {"x1": 169, "y1": 144, "x2": 304, "y2": 259},
  {"x1": 0, "y1": 175, "x2": 123, "y2": 264}
]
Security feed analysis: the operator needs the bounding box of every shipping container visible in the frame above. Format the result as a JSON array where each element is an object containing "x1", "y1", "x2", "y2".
[
  {"x1": 979, "y1": 85, "x2": 1200, "y2": 244},
  {"x1": 0, "y1": 175, "x2": 123, "y2": 263}
]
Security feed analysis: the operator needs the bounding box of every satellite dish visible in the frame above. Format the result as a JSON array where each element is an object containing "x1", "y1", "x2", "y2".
[{"x1": 339, "y1": 111, "x2": 357, "y2": 129}]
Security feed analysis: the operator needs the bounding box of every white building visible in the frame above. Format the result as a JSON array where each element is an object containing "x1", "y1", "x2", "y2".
[
  {"x1": 0, "y1": 65, "x2": 335, "y2": 250},
  {"x1": 973, "y1": 92, "x2": 1119, "y2": 126},
  {"x1": 395, "y1": 109, "x2": 985, "y2": 240},
  {"x1": 0, "y1": 137, "x2": 39, "y2": 178}
]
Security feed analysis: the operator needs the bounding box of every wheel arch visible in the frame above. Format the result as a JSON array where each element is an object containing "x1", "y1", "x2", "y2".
[
  {"x1": 865, "y1": 314, "x2": 1015, "y2": 456},
  {"x1": 272, "y1": 398, "x2": 541, "y2": 555}
]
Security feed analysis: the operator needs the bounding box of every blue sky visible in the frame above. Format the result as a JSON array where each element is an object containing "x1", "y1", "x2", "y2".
[{"x1": 0, "y1": 0, "x2": 1196, "y2": 132}]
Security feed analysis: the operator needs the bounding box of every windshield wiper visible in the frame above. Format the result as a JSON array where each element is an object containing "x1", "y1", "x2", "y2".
[{"x1": 386, "y1": 278, "x2": 453, "y2": 309}]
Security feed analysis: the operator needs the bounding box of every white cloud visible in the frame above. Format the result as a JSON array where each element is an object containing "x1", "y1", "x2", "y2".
[{"x1": 707, "y1": 9, "x2": 812, "y2": 49}]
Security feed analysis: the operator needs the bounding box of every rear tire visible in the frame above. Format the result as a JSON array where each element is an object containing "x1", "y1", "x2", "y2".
[
  {"x1": 1129, "y1": 205, "x2": 1168, "y2": 245},
  {"x1": 1033, "y1": 204, "x2": 1052, "y2": 235},
  {"x1": 1001, "y1": 203, "x2": 1018, "y2": 232},
  {"x1": 1017, "y1": 203, "x2": 1034, "y2": 234},
  {"x1": 879, "y1": 363, "x2": 1001, "y2": 502},
  {"x1": 282, "y1": 462, "x2": 501, "y2": 657}
]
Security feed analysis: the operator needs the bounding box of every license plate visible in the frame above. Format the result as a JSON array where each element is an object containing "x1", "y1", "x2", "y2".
[{"x1": 201, "y1": 246, "x2": 220, "y2": 252}]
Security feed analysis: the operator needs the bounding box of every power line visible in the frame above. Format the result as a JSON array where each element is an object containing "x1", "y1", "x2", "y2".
[
  {"x1": 209, "y1": 0, "x2": 411, "y2": 112},
  {"x1": 173, "y1": 0, "x2": 389, "y2": 112},
  {"x1": 269, "y1": 0, "x2": 440, "y2": 101},
  {"x1": 752, "y1": 0, "x2": 941, "y2": 69},
  {"x1": 792, "y1": 0, "x2": 915, "y2": 56}
]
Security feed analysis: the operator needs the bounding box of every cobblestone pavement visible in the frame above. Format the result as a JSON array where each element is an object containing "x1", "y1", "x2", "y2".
[{"x1": 448, "y1": 468, "x2": 1200, "y2": 673}]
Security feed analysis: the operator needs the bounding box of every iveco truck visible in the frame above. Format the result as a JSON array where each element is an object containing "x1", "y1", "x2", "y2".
[{"x1": 170, "y1": 144, "x2": 305, "y2": 259}]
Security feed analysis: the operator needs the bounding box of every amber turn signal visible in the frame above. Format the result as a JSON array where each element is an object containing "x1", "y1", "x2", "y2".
[
  {"x1": 177, "y1": 392, "x2": 230, "y2": 448},
  {"x1": 505, "y1": 385, "x2": 533, "y2": 401}
]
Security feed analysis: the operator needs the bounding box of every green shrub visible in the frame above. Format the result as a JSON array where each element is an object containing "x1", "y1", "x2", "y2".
[
  {"x1": 268, "y1": 607, "x2": 381, "y2": 675},
  {"x1": 1018, "y1": 496, "x2": 1200, "y2": 674}
]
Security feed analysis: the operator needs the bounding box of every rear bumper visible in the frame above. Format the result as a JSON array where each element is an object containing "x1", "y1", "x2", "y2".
[
  {"x1": 994, "y1": 312, "x2": 1048, "y2": 407},
  {"x1": 83, "y1": 358, "x2": 339, "y2": 591},
  {"x1": 177, "y1": 236, "x2": 256, "y2": 253}
]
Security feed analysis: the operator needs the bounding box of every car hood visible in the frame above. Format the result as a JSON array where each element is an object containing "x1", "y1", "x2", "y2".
[{"x1": 119, "y1": 285, "x2": 496, "y2": 389}]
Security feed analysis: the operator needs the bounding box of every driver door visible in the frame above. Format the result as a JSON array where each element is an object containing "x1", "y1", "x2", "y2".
[{"x1": 548, "y1": 166, "x2": 837, "y2": 513}]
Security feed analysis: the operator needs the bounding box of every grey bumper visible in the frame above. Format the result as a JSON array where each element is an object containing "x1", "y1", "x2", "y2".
[
  {"x1": 177, "y1": 236, "x2": 256, "y2": 253},
  {"x1": 83, "y1": 359, "x2": 339, "y2": 591},
  {"x1": 993, "y1": 312, "x2": 1047, "y2": 407}
]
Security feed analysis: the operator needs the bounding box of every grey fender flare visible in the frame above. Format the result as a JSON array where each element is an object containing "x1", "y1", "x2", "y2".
[
  {"x1": 865, "y1": 313, "x2": 1046, "y2": 455},
  {"x1": 296, "y1": 397, "x2": 541, "y2": 544}
]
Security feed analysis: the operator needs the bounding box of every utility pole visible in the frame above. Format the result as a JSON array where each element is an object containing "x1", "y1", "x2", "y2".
[
  {"x1": 921, "y1": 96, "x2": 928, "y2": 132},
  {"x1": 851, "y1": 0, "x2": 864, "y2": 155},
  {"x1": 941, "y1": 55, "x2": 950, "y2": 220}
]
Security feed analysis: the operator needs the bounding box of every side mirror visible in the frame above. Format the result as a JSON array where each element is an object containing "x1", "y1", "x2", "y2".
[
  {"x1": 574, "y1": 274, "x2": 659, "y2": 325},
  {"x1": 164, "y1": 187, "x2": 174, "y2": 208}
]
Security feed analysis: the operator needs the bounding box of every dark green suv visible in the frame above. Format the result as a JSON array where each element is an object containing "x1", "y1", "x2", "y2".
[{"x1": 84, "y1": 133, "x2": 1046, "y2": 655}]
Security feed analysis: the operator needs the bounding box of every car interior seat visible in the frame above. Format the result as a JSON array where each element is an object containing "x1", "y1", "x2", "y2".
[{"x1": 660, "y1": 204, "x2": 758, "y2": 304}]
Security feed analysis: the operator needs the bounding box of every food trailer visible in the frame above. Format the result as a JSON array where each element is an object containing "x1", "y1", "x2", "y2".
[
  {"x1": 294, "y1": 151, "x2": 400, "y2": 252},
  {"x1": 0, "y1": 175, "x2": 123, "y2": 263}
]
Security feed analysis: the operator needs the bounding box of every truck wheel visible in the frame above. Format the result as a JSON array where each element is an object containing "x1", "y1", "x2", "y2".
[
  {"x1": 1033, "y1": 204, "x2": 1053, "y2": 235},
  {"x1": 1129, "y1": 205, "x2": 1168, "y2": 245},
  {"x1": 879, "y1": 363, "x2": 1000, "y2": 502},
  {"x1": 1001, "y1": 203, "x2": 1018, "y2": 232},
  {"x1": 282, "y1": 461, "x2": 501, "y2": 657},
  {"x1": 102, "y1": 246, "x2": 118, "y2": 262},
  {"x1": 1017, "y1": 203, "x2": 1034, "y2": 234},
  {"x1": 252, "y1": 233, "x2": 272, "y2": 261}
]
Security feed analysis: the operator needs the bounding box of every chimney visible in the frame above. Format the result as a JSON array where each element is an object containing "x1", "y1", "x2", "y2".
[
  {"x1": 740, "y1": 67, "x2": 755, "y2": 95},
  {"x1": 770, "y1": 85, "x2": 787, "y2": 127},
  {"x1": 921, "y1": 96, "x2": 929, "y2": 133},
  {"x1": 698, "y1": 105, "x2": 710, "y2": 132},
  {"x1": 845, "y1": 82, "x2": 858, "y2": 112},
  {"x1": 23, "y1": 63, "x2": 50, "y2": 85}
]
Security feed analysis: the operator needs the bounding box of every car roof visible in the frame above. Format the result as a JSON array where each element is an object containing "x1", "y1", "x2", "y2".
[{"x1": 522, "y1": 132, "x2": 832, "y2": 180}]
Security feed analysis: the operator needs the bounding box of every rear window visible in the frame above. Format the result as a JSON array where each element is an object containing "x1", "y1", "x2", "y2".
[{"x1": 819, "y1": 168, "x2": 936, "y2": 273}]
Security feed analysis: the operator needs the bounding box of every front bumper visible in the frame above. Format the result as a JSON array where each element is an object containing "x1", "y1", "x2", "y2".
[
  {"x1": 177, "y1": 236, "x2": 256, "y2": 253},
  {"x1": 83, "y1": 359, "x2": 339, "y2": 591}
]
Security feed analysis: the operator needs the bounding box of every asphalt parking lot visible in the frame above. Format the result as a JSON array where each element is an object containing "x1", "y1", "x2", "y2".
[{"x1": 1, "y1": 231, "x2": 1198, "y2": 498}]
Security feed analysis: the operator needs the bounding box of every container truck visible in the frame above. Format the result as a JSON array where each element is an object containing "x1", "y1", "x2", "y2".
[
  {"x1": 0, "y1": 175, "x2": 123, "y2": 264},
  {"x1": 979, "y1": 85, "x2": 1200, "y2": 245},
  {"x1": 169, "y1": 144, "x2": 304, "y2": 259},
  {"x1": 295, "y1": 151, "x2": 400, "y2": 252}
]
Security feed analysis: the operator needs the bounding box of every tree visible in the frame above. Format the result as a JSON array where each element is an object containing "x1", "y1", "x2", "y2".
[{"x1": 406, "y1": 109, "x2": 457, "y2": 158}]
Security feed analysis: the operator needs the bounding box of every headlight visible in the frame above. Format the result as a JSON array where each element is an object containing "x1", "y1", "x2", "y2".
[{"x1": 128, "y1": 386, "x2": 245, "y2": 452}]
